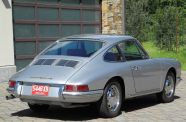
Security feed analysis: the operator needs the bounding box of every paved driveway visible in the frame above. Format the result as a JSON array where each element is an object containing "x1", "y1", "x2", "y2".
[{"x1": 0, "y1": 72, "x2": 185, "y2": 122}]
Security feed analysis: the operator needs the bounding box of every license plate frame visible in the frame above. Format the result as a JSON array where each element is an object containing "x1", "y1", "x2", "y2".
[{"x1": 32, "y1": 84, "x2": 49, "y2": 96}]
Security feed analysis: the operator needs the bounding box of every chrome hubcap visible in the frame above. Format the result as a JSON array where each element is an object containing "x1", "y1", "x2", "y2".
[
  {"x1": 165, "y1": 75, "x2": 174, "y2": 98},
  {"x1": 106, "y1": 85, "x2": 120, "y2": 112}
]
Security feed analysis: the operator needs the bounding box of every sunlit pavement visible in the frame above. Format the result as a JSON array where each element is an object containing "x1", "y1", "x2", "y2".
[{"x1": 0, "y1": 72, "x2": 186, "y2": 122}]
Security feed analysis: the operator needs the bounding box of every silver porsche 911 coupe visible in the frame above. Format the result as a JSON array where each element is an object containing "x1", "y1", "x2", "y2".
[{"x1": 7, "y1": 34, "x2": 181, "y2": 118}]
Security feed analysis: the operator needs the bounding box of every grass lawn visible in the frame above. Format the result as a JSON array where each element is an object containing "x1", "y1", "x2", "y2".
[{"x1": 142, "y1": 41, "x2": 186, "y2": 71}]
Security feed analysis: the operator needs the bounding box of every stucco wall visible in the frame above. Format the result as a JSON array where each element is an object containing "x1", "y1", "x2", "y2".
[
  {"x1": 0, "y1": 0, "x2": 14, "y2": 66},
  {"x1": 102, "y1": 0, "x2": 124, "y2": 34},
  {"x1": 0, "y1": 0, "x2": 125, "y2": 82},
  {"x1": 0, "y1": 0, "x2": 16, "y2": 82}
]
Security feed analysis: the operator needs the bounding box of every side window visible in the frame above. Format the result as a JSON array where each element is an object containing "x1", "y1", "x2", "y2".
[
  {"x1": 118, "y1": 41, "x2": 145, "y2": 61},
  {"x1": 136, "y1": 42, "x2": 148, "y2": 57},
  {"x1": 104, "y1": 46, "x2": 122, "y2": 62}
]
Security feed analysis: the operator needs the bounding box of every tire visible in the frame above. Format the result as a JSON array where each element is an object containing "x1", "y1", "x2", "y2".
[
  {"x1": 28, "y1": 103, "x2": 49, "y2": 112},
  {"x1": 98, "y1": 80, "x2": 123, "y2": 118},
  {"x1": 157, "y1": 71, "x2": 175, "y2": 103}
]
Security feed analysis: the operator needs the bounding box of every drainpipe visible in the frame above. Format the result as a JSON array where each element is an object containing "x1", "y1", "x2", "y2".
[{"x1": 2, "y1": 0, "x2": 11, "y2": 8}]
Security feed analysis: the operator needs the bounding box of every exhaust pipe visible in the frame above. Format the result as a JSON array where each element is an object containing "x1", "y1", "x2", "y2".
[{"x1": 6, "y1": 94, "x2": 15, "y2": 100}]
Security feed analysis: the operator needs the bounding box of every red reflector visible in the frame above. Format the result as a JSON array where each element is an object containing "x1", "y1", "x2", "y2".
[
  {"x1": 65, "y1": 85, "x2": 89, "y2": 92},
  {"x1": 9, "y1": 80, "x2": 16, "y2": 88}
]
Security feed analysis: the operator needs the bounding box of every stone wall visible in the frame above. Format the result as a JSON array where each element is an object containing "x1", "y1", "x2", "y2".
[{"x1": 102, "y1": 0, "x2": 124, "y2": 34}]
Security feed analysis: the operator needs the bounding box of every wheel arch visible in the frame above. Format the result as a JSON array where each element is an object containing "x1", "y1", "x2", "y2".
[
  {"x1": 157, "y1": 67, "x2": 177, "y2": 103},
  {"x1": 168, "y1": 67, "x2": 176, "y2": 82},
  {"x1": 106, "y1": 76, "x2": 125, "y2": 101}
]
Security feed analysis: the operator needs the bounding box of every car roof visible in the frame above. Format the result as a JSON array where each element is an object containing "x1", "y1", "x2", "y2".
[{"x1": 58, "y1": 34, "x2": 135, "y2": 44}]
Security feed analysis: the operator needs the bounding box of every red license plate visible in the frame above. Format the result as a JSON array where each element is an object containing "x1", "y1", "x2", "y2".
[{"x1": 32, "y1": 85, "x2": 49, "y2": 96}]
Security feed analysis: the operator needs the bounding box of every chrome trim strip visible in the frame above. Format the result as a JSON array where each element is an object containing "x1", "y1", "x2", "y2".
[{"x1": 62, "y1": 89, "x2": 103, "y2": 96}]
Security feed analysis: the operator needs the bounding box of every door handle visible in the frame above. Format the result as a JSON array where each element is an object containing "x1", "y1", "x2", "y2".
[{"x1": 131, "y1": 66, "x2": 139, "y2": 71}]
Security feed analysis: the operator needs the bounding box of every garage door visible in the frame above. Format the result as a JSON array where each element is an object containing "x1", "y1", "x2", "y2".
[{"x1": 13, "y1": 0, "x2": 101, "y2": 70}]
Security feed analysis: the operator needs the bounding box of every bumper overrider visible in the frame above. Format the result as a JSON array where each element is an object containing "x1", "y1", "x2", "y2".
[{"x1": 6, "y1": 82, "x2": 103, "y2": 107}]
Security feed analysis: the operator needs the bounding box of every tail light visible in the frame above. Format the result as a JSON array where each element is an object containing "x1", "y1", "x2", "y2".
[
  {"x1": 65, "y1": 85, "x2": 89, "y2": 92},
  {"x1": 8, "y1": 80, "x2": 16, "y2": 88}
]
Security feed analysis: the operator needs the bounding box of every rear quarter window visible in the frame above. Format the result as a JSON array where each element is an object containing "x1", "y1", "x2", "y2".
[{"x1": 104, "y1": 46, "x2": 123, "y2": 62}]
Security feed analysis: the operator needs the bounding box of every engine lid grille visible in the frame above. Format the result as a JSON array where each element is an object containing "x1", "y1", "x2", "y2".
[
  {"x1": 34, "y1": 59, "x2": 79, "y2": 68},
  {"x1": 56, "y1": 59, "x2": 79, "y2": 68},
  {"x1": 34, "y1": 59, "x2": 55, "y2": 65}
]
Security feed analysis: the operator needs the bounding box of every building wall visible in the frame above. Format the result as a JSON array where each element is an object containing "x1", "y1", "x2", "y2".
[
  {"x1": 0, "y1": 0, "x2": 16, "y2": 82},
  {"x1": 102, "y1": 0, "x2": 124, "y2": 34},
  {"x1": 0, "y1": 0, "x2": 125, "y2": 82}
]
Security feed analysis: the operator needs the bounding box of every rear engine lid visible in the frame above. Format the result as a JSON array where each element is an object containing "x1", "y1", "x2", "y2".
[{"x1": 12, "y1": 56, "x2": 89, "y2": 84}]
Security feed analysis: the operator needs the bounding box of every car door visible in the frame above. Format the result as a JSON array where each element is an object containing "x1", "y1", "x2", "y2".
[{"x1": 118, "y1": 40, "x2": 162, "y2": 93}]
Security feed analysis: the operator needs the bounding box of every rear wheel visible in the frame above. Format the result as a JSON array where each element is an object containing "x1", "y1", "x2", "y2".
[
  {"x1": 157, "y1": 72, "x2": 175, "y2": 103},
  {"x1": 98, "y1": 80, "x2": 123, "y2": 118},
  {"x1": 28, "y1": 103, "x2": 49, "y2": 112}
]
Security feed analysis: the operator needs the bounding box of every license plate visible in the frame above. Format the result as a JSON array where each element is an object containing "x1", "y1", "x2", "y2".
[{"x1": 32, "y1": 85, "x2": 49, "y2": 96}]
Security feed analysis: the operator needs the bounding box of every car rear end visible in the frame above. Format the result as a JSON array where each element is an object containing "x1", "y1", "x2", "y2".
[
  {"x1": 7, "y1": 77, "x2": 103, "y2": 107},
  {"x1": 6, "y1": 39, "x2": 104, "y2": 107}
]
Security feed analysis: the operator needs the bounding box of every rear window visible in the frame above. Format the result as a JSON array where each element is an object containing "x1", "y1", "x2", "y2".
[{"x1": 42, "y1": 40, "x2": 103, "y2": 57}]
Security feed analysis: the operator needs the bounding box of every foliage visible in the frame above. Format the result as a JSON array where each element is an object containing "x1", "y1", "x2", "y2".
[
  {"x1": 126, "y1": 0, "x2": 186, "y2": 52},
  {"x1": 154, "y1": 6, "x2": 181, "y2": 51},
  {"x1": 125, "y1": 0, "x2": 149, "y2": 41}
]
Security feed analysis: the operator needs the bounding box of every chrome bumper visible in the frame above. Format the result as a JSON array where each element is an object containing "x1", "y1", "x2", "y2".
[
  {"x1": 19, "y1": 89, "x2": 103, "y2": 105},
  {"x1": 6, "y1": 82, "x2": 103, "y2": 105},
  {"x1": 62, "y1": 90, "x2": 103, "y2": 103},
  {"x1": 6, "y1": 88, "x2": 16, "y2": 100}
]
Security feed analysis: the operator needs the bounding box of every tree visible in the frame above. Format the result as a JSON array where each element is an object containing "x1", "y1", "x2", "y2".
[
  {"x1": 154, "y1": 7, "x2": 180, "y2": 51},
  {"x1": 153, "y1": 0, "x2": 185, "y2": 51},
  {"x1": 125, "y1": 0, "x2": 186, "y2": 51},
  {"x1": 125, "y1": 0, "x2": 149, "y2": 41}
]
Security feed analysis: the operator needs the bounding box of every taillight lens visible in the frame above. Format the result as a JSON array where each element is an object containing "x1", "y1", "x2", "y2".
[
  {"x1": 65, "y1": 85, "x2": 74, "y2": 92},
  {"x1": 9, "y1": 80, "x2": 16, "y2": 88},
  {"x1": 77, "y1": 85, "x2": 89, "y2": 91},
  {"x1": 65, "y1": 85, "x2": 89, "y2": 92}
]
